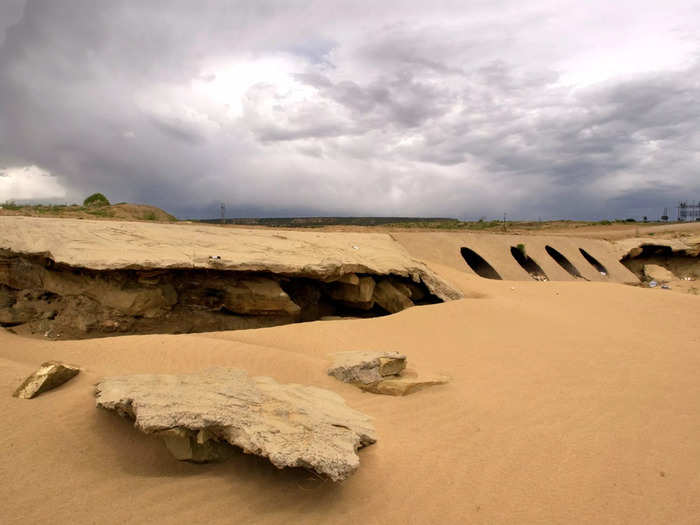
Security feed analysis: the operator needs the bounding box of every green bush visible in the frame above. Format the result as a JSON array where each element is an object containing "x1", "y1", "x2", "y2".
[
  {"x1": 1, "y1": 200, "x2": 22, "y2": 210},
  {"x1": 83, "y1": 193, "x2": 110, "y2": 207}
]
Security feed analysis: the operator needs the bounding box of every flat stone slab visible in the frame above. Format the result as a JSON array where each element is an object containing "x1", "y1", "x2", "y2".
[
  {"x1": 643, "y1": 264, "x2": 676, "y2": 283},
  {"x1": 328, "y1": 351, "x2": 407, "y2": 385},
  {"x1": 360, "y1": 372, "x2": 449, "y2": 396},
  {"x1": 95, "y1": 368, "x2": 376, "y2": 482},
  {"x1": 13, "y1": 361, "x2": 80, "y2": 399}
]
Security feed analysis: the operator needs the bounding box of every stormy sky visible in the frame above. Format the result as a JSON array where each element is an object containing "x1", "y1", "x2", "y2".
[{"x1": 1, "y1": 1, "x2": 699, "y2": 220}]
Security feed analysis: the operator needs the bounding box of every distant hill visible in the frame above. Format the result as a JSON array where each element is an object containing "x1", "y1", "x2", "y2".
[
  {"x1": 0, "y1": 202, "x2": 177, "y2": 222},
  {"x1": 199, "y1": 216, "x2": 460, "y2": 228}
]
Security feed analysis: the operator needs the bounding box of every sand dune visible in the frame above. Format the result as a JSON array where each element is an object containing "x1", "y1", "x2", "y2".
[{"x1": 2, "y1": 251, "x2": 700, "y2": 524}]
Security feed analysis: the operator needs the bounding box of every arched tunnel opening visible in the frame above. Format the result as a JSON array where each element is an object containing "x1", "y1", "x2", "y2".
[
  {"x1": 579, "y1": 248, "x2": 608, "y2": 275},
  {"x1": 545, "y1": 246, "x2": 583, "y2": 278},
  {"x1": 510, "y1": 246, "x2": 548, "y2": 281},
  {"x1": 460, "y1": 247, "x2": 502, "y2": 280}
]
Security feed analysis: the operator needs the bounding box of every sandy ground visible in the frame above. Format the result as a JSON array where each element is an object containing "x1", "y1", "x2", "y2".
[{"x1": 2, "y1": 254, "x2": 700, "y2": 524}]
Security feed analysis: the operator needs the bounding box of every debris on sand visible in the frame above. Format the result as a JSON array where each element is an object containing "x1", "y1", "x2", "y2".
[
  {"x1": 328, "y1": 351, "x2": 448, "y2": 396},
  {"x1": 328, "y1": 351, "x2": 407, "y2": 384},
  {"x1": 360, "y1": 371, "x2": 450, "y2": 396},
  {"x1": 95, "y1": 368, "x2": 376, "y2": 482},
  {"x1": 643, "y1": 264, "x2": 675, "y2": 283},
  {"x1": 13, "y1": 361, "x2": 80, "y2": 399}
]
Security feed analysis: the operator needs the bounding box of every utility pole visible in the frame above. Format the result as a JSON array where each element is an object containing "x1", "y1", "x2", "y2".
[
  {"x1": 220, "y1": 202, "x2": 226, "y2": 225},
  {"x1": 503, "y1": 212, "x2": 507, "y2": 232}
]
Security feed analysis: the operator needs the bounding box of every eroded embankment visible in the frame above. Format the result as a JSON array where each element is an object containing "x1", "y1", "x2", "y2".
[
  {"x1": 0, "y1": 250, "x2": 439, "y2": 339},
  {"x1": 620, "y1": 243, "x2": 700, "y2": 282}
]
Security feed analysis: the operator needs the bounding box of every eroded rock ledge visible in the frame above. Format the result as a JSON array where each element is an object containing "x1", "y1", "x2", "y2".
[
  {"x1": 0, "y1": 218, "x2": 462, "y2": 339},
  {"x1": 95, "y1": 368, "x2": 376, "y2": 482},
  {"x1": 0, "y1": 251, "x2": 444, "y2": 339}
]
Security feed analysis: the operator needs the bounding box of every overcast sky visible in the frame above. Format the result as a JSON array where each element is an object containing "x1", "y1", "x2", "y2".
[{"x1": 1, "y1": 0, "x2": 699, "y2": 220}]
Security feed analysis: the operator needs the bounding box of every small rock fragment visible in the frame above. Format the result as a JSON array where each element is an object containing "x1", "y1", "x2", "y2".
[
  {"x1": 337, "y1": 273, "x2": 360, "y2": 285},
  {"x1": 360, "y1": 371, "x2": 449, "y2": 396},
  {"x1": 328, "y1": 351, "x2": 407, "y2": 385},
  {"x1": 328, "y1": 351, "x2": 448, "y2": 396},
  {"x1": 327, "y1": 276, "x2": 376, "y2": 304},
  {"x1": 13, "y1": 361, "x2": 80, "y2": 399}
]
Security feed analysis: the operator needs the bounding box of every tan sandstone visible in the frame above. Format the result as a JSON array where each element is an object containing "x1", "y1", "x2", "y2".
[
  {"x1": 13, "y1": 361, "x2": 80, "y2": 399},
  {"x1": 95, "y1": 368, "x2": 376, "y2": 482}
]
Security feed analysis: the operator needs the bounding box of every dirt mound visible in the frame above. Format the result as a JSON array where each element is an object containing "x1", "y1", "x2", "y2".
[{"x1": 0, "y1": 202, "x2": 176, "y2": 222}]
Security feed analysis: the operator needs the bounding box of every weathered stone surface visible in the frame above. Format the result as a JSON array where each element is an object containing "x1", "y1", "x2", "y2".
[
  {"x1": 373, "y1": 280, "x2": 415, "y2": 313},
  {"x1": 387, "y1": 278, "x2": 413, "y2": 299},
  {"x1": 643, "y1": 264, "x2": 675, "y2": 282},
  {"x1": 222, "y1": 277, "x2": 301, "y2": 316},
  {"x1": 13, "y1": 361, "x2": 80, "y2": 399},
  {"x1": 95, "y1": 368, "x2": 376, "y2": 482},
  {"x1": 337, "y1": 273, "x2": 360, "y2": 285},
  {"x1": 360, "y1": 372, "x2": 449, "y2": 396},
  {"x1": 328, "y1": 351, "x2": 407, "y2": 385},
  {"x1": 0, "y1": 217, "x2": 464, "y2": 301},
  {"x1": 328, "y1": 276, "x2": 376, "y2": 304}
]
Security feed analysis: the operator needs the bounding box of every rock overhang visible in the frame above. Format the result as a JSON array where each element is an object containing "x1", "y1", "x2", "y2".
[{"x1": 0, "y1": 216, "x2": 462, "y2": 300}]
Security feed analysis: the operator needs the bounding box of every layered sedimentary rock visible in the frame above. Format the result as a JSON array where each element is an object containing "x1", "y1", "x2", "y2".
[
  {"x1": 0, "y1": 217, "x2": 463, "y2": 339},
  {"x1": 13, "y1": 361, "x2": 80, "y2": 399},
  {"x1": 0, "y1": 216, "x2": 462, "y2": 300},
  {"x1": 95, "y1": 368, "x2": 376, "y2": 482}
]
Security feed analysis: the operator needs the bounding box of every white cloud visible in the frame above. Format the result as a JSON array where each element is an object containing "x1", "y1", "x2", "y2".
[{"x1": 0, "y1": 165, "x2": 67, "y2": 201}]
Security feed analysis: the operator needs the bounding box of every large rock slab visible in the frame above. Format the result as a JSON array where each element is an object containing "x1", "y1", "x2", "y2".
[
  {"x1": 13, "y1": 361, "x2": 80, "y2": 399},
  {"x1": 643, "y1": 264, "x2": 676, "y2": 282},
  {"x1": 95, "y1": 368, "x2": 376, "y2": 482},
  {"x1": 328, "y1": 351, "x2": 407, "y2": 385}
]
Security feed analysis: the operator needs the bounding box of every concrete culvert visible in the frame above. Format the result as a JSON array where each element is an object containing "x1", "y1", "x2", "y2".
[
  {"x1": 460, "y1": 247, "x2": 502, "y2": 280},
  {"x1": 579, "y1": 248, "x2": 608, "y2": 275},
  {"x1": 545, "y1": 246, "x2": 583, "y2": 278},
  {"x1": 510, "y1": 246, "x2": 548, "y2": 281}
]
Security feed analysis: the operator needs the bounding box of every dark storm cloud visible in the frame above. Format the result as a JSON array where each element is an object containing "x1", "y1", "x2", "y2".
[{"x1": 1, "y1": 0, "x2": 699, "y2": 219}]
